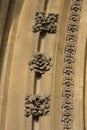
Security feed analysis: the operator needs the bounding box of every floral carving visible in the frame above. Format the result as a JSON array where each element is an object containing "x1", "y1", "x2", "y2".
[
  {"x1": 61, "y1": 0, "x2": 83, "y2": 130},
  {"x1": 29, "y1": 53, "x2": 52, "y2": 75},
  {"x1": 63, "y1": 67, "x2": 74, "y2": 77},
  {"x1": 65, "y1": 45, "x2": 76, "y2": 55},
  {"x1": 25, "y1": 94, "x2": 50, "y2": 118},
  {"x1": 33, "y1": 12, "x2": 58, "y2": 33}
]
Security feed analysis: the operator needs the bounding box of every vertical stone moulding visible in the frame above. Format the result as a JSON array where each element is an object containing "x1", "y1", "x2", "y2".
[{"x1": 61, "y1": 0, "x2": 83, "y2": 130}]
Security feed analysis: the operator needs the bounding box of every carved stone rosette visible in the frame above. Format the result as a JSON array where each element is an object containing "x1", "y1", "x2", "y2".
[
  {"x1": 33, "y1": 12, "x2": 58, "y2": 33},
  {"x1": 29, "y1": 53, "x2": 52, "y2": 75},
  {"x1": 25, "y1": 94, "x2": 50, "y2": 118},
  {"x1": 61, "y1": 0, "x2": 83, "y2": 130}
]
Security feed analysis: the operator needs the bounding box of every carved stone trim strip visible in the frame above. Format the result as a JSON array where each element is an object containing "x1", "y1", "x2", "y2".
[
  {"x1": 61, "y1": 0, "x2": 83, "y2": 129},
  {"x1": 25, "y1": 94, "x2": 50, "y2": 118}
]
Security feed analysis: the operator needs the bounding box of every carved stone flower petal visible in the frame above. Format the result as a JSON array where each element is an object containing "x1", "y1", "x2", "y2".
[{"x1": 29, "y1": 53, "x2": 52, "y2": 75}]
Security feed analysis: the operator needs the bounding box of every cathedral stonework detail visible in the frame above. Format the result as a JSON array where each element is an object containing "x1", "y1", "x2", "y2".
[
  {"x1": 29, "y1": 53, "x2": 52, "y2": 76},
  {"x1": 33, "y1": 12, "x2": 58, "y2": 33},
  {"x1": 0, "y1": 0, "x2": 87, "y2": 130},
  {"x1": 25, "y1": 94, "x2": 50, "y2": 118},
  {"x1": 61, "y1": 0, "x2": 83, "y2": 130}
]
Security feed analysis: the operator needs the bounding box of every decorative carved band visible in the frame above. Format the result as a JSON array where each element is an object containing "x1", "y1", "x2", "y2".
[
  {"x1": 61, "y1": 0, "x2": 83, "y2": 129},
  {"x1": 25, "y1": 94, "x2": 50, "y2": 118},
  {"x1": 33, "y1": 12, "x2": 58, "y2": 33}
]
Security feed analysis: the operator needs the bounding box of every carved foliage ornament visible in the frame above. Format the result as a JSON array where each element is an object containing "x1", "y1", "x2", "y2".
[
  {"x1": 61, "y1": 0, "x2": 83, "y2": 130},
  {"x1": 33, "y1": 12, "x2": 58, "y2": 33},
  {"x1": 29, "y1": 53, "x2": 52, "y2": 75},
  {"x1": 25, "y1": 94, "x2": 50, "y2": 118}
]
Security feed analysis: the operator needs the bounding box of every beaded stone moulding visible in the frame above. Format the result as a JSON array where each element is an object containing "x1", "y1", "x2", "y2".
[{"x1": 61, "y1": 0, "x2": 83, "y2": 130}]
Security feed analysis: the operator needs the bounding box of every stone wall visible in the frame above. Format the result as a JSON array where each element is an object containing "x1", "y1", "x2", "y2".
[{"x1": 0, "y1": 0, "x2": 87, "y2": 130}]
